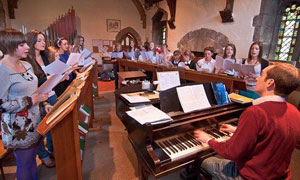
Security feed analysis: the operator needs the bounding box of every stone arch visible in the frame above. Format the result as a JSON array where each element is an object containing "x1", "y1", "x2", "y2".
[
  {"x1": 177, "y1": 28, "x2": 229, "y2": 55},
  {"x1": 115, "y1": 27, "x2": 142, "y2": 46}
]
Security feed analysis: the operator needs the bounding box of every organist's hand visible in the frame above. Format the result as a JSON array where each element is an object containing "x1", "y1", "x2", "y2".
[
  {"x1": 194, "y1": 130, "x2": 213, "y2": 144},
  {"x1": 220, "y1": 124, "x2": 236, "y2": 133}
]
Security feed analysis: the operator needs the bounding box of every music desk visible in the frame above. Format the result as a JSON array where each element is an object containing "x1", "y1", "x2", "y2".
[{"x1": 118, "y1": 71, "x2": 147, "y2": 87}]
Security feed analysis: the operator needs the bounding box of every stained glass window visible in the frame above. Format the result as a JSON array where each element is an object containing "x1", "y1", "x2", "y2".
[
  {"x1": 162, "y1": 22, "x2": 167, "y2": 45},
  {"x1": 275, "y1": 4, "x2": 300, "y2": 61}
]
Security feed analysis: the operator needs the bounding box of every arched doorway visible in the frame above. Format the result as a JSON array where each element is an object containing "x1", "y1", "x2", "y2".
[{"x1": 115, "y1": 27, "x2": 142, "y2": 51}]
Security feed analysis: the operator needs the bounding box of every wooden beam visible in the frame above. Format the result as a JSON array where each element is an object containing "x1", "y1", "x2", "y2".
[
  {"x1": 219, "y1": 0, "x2": 234, "y2": 23},
  {"x1": 144, "y1": 0, "x2": 164, "y2": 9},
  {"x1": 7, "y1": 0, "x2": 18, "y2": 19},
  {"x1": 131, "y1": 0, "x2": 147, "y2": 29},
  {"x1": 166, "y1": 0, "x2": 176, "y2": 29}
]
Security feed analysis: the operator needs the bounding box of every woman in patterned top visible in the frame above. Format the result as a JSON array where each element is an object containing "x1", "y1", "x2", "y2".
[{"x1": 0, "y1": 29, "x2": 48, "y2": 180}]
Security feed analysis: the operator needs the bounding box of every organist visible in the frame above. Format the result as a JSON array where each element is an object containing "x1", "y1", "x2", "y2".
[{"x1": 194, "y1": 63, "x2": 300, "y2": 179}]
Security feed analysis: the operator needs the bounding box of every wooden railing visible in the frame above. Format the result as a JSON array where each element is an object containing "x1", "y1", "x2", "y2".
[{"x1": 118, "y1": 59, "x2": 247, "y2": 92}]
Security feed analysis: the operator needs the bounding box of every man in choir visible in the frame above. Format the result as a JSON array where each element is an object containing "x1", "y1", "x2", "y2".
[{"x1": 194, "y1": 63, "x2": 300, "y2": 180}]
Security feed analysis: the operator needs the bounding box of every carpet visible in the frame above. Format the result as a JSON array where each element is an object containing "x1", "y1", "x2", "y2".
[{"x1": 98, "y1": 80, "x2": 115, "y2": 92}]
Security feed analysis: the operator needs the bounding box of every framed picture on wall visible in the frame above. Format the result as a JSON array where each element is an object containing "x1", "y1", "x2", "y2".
[{"x1": 106, "y1": 19, "x2": 121, "y2": 32}]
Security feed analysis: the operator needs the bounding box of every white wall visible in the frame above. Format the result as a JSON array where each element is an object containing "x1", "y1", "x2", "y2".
[
  {"x1": 145, "y1": 0, "x2": 262, "y2": 59},
  {"x1": 10, "y1": 0, "x2": 146, "y2": 50},
  {"x1": 10, "y1": 0, "x2": 261, "y2": 59}
]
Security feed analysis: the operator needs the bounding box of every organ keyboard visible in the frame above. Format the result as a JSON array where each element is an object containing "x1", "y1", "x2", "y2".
[{"x1": 115, "y1": 84, "x2": 249, "y2": 179}]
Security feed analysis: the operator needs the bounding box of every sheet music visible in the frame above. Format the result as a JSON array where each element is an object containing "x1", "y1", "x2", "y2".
[
  {"x1": 121, "y1": 94, "x2": 150, "y2": 103},
  {"x1": 111, "y1": 52, "x2": 123, "y2": 58},
  {"x1": 81, "y1": 48, "x2": 92, "y2": 58},
  {"x1": 157, "y1": 71, "x2": 181, "y2": 91},
  {"x1": 223, "y1": 59, "x2": 234, "y2": 70},
  {"x1": 126, "y1": 105, "x2": 172, "y2": 125},
  {"x1": 140, "y1": 51, "x2": 147, "y2": 61},
  {"x1": 66, "y1": 53, "x2": 81, "y2": 66},
  {"x1": 241, "y1": 64, "x2": 255, "y2": 74},
  {"x1": 43, "y1": 60, "x2": 71, "y2": 75},
  {"x1": 34, "y1": 74, "x2": 65, "y2": 95},
  {"x1": 176, "y1": 84, "x2": 211, "y2": 113},
  {"x1": 232, "y1": 63, "x2": 242, "y2": 72},
  {"x1": 215, "y1": 55, "x2": 224, "y2": 70},
  {"x1": 83, "y1": 57, "x2": 95, "y2": 68}
]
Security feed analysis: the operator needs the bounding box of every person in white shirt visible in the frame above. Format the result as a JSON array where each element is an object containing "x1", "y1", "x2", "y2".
[{"x1": 197, "y1": 46, "x2": 216, "y2": 73}]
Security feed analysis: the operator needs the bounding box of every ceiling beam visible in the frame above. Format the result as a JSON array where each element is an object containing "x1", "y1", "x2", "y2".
[{"x1": 7, "y1": 0, "x2": 18, "y2": 19}]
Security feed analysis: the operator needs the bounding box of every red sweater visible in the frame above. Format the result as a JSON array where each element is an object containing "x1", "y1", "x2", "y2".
[{"x1": 209, "y1": 101, "x2": 300, "y2": 180}]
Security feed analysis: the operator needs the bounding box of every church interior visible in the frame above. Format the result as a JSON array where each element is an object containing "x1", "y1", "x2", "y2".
[{"x1": 0, "y1": 0, "x2": 300, "y2": 179}]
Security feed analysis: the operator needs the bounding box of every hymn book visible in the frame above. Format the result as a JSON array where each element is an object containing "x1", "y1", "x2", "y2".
[
  {"x1": 176, "y1": 84, "x2": 211, "y2": 113},
  {"x1": 228, "y1": 93, "x2": 253, "y2": 104}
]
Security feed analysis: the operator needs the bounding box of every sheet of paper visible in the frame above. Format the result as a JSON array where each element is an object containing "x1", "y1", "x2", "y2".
[
  {"x1": 215, "y1": 55, "x2": 224, "y2": 70},
  {"x1": 126, "y1": 105, "x2": 172, "y2": 125},
  {"x1": 241, "y1": 64, "x2": 255, "y2": 74},
  {"x1": 232, "y1": 63, "x2": 242, "y2": 72},
  {"x1": 111, "y1": 52, "x2": 123, "y2": 58},
  {"x1": 66, "y1": 53, "x2": 81, "y2": 66},
  {"x1": 176, "y1": 84, "x2": 211, "y2": 113},
  {"x1": 121, "y1": 94, "x2": 150, "y2": 103},
  {"x1": 83, "y1": 57, "x2": 95, "y2": 68},
  {"x1": 223, "y1": 60, "x2": 234, "y2": 70},
  {"x1": 34, "y1": 74, "x2": 64, "y2": 95},
  {"x1": 157, "y1": 71, "x2": 181, "y2": 91},
  {"x1": 43, "y1": 60, "x2": 71, "y2": 75},
  {"x1": 81, "y1": 48, "x2": 92, "y2": 59}
]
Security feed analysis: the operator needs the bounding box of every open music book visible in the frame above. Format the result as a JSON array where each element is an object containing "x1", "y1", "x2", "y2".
[
  {"x1": 176, "y1": 84, "x2": 211, "y2": 113},
  {"x1": 126, "y1": 105, "x2": 172, "y2": 125},
  {"x1": 157, "y1": 71, "x2": 181, "y2": 91},
  {"x1": 67, "y1": 53, "x2": 82, "y2": 66},
  {"x1": 34, "y1": 74, "x2": 65, "y2": 95},
  {"x1": 43, "y1": 60, "x2": 72, "y2": 75}
]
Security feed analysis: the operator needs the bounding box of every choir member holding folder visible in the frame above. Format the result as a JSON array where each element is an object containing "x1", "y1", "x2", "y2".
[
  {"x1": 196, "y1": 46, "x2": 216, "y2": 73},
  {"x1": 125, "y1": 40, "x2": 138, "y2": 60},
  {"x1": 25, "y1": 30, "x2": 57, "y2": 167},
  {"x1": 0, "y1": 29, "x2": 49, "y2": 179},
  {"x1": 216, "y1": 43, "x2": 239, "y2": 74},
  {"x1": 55, "y1": 37, "x2": 69, "y2": 64},
  {"x1": 239, "y1": 42, "x2": 269, "y2": 99}
]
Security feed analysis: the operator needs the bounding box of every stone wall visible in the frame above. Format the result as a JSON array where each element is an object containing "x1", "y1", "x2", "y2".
[{"x1": 177, "y1": 28, "x2": 229, "y2": 54}]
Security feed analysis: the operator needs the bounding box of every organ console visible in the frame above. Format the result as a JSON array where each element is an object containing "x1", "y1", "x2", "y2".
[{"x1": 115, "y1": 83, "x2": 249, "y2": 179}]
